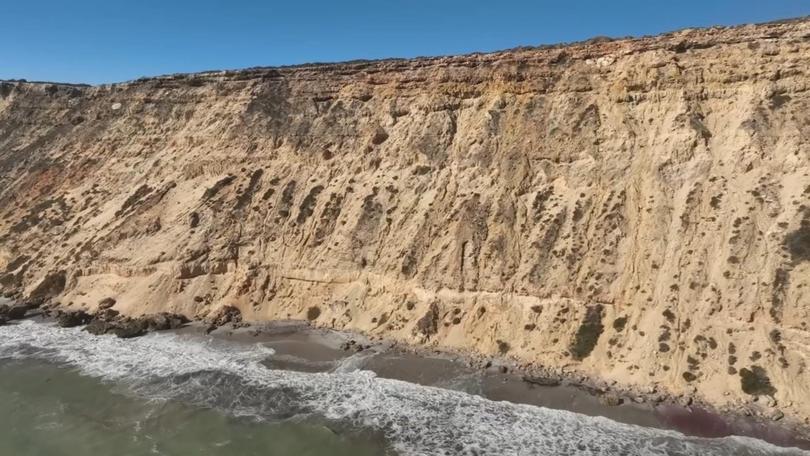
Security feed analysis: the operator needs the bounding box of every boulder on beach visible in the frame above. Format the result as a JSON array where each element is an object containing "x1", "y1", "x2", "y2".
[
  {"x1": 205, "y1": 305, "x2": 241, "y2": 333},
  {"x1": 0, "y1": 304, "x2": 29, "y2": 320},
  {"x1": 143, "y1": 312, "x2": 190, "y2": 331},
  {"x1": 56, "y1": 310, "x2": 92, "y2": 328},
  {"x1": 83, "y1": 311, "x2": 189, "y2": 338},
  {"x1": 9, "y1": 305, "x2": 28, "y2": 320},
  {"x1": 111, "y1": 318, "x2": 147, "y2": 339},
  {"x1": 84, "y1": 318, "x2": 113, "y2": 336}
]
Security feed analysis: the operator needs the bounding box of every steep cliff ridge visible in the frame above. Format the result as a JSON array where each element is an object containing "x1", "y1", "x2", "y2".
[{"x1": 1, "y1": 18, "x2": 809, "y2": 428}]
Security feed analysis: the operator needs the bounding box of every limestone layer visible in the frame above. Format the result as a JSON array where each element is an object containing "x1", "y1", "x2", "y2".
[{"x1": 1, "y1": 18, "x2": 809, "y2": 426}]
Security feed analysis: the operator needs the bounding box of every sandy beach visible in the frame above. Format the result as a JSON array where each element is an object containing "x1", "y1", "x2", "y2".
[{"x1": 190, "y1": 319, "x2": 810, "y2": 450}]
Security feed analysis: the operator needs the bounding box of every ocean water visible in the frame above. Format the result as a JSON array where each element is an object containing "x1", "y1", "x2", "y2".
[
  {"x1": 0, "y1": 320, "x2": 806, "y2": 456},
  {"x1": 0, "y1": 359, "x2": 382, "y2": 455}
]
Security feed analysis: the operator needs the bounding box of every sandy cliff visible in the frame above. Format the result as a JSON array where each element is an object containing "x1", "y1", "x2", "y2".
[{"x1": 1, "y1": 18, "x2": 809, "y2": 429}]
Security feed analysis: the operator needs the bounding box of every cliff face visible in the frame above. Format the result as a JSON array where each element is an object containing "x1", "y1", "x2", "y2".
[{"x1": 2, "y1": 19, "x2": 809, "y2": 423}]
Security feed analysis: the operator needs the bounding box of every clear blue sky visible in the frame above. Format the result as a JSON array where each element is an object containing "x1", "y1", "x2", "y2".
[{"x1": 3, "y1": 0, "x2": 808, "y2": 84}]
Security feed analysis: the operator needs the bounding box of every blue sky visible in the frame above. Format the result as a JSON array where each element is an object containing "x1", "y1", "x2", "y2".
[{"x1": 2, "y1": 0, "x2": 808, "y2": 84}]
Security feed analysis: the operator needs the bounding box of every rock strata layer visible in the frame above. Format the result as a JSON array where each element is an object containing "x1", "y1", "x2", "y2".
[{"x1": 1, "y1": 18, "x2": 809, "y2": 428}]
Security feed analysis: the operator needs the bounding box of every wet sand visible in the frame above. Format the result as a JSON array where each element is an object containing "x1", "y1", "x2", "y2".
[
  {"x1": 6, "y1": 305, "x2": 807, "y2": 451},
  {"x1": 178, "y1": 320, "x2": 810, "y2": 450}
]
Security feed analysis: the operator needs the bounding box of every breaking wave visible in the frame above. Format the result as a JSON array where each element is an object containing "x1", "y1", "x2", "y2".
[{"x1": 0, "y1": 320, "x2": 805, "y2": 456}]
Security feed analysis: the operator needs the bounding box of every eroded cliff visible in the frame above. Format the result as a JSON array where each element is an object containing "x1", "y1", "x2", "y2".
[{"x1": 1, "y1": 18, "x2": 809, "y2": 428}]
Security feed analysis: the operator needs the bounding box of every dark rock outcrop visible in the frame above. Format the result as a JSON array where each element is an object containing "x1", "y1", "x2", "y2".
[
  {"x1": 85, "y1": 318, "x2": 113, "y2": 335},
  {"x1": 84, "y1": 311, "x2": 188, "y2": 338},
  {"x1": 0, "y1": 304, "x2": 27, "y2": 320},
  {"x1": 0, "y1": 304, "x2": 28, "y2": 320},
  {"x1": 111, "y1": 318, "x2": 147, "y2": 339},
  {"x1": 29, "y1": 271, "x2": 66, "y2": 299},
  {"x1": 7, "y1": 305, "x2": 28, "y2": 320},
  {"x1": 55, "y1": 309, "x2": 92, "y2": 327},
  {"x1": 205, "y1": 305, "x2": 241, "y2": 333},
  {"x1": 20, "y1": 297, "x2": 46, "y2": 309},
  {"x1": 98, "y1": 297, "x2": 116, "y2": 310},
  {"x1": 521, "y1": 375, "x2": 562, "y2": 387},
  {"x1": 143, "y1": 312, "x2": 190, "y2": 331}
]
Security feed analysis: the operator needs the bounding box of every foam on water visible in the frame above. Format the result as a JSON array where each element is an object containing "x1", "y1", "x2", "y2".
[
  {"x1": 331, "y1": 350, "x2": 377, "y2": 373},
  {"x1": 0, "y1": 320, "x2": 805, "y2": 456}
]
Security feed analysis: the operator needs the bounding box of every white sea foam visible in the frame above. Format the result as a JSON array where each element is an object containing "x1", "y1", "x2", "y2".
[
  {"x1": 330, "y1": 350, "x2": 377, "y2": 373},
  {"x1": 0, "y1": 320, "x2": 806, "y2": 456}
]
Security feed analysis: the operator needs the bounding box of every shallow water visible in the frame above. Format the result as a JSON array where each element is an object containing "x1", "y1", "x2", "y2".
[
  {"x1": 0, "y1": 359, "x2": 383, "y2": 456},
  {"x1": 0, "y1": 320, "x2": 806, "y2": 456}
]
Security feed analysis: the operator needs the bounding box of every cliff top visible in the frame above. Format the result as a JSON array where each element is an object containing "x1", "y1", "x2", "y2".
[{"x1": 2, "y1": 15, "x2": 808, "y2": 88}]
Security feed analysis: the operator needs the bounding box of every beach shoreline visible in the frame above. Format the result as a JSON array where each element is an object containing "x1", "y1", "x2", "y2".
[
  {"x1": 193, "y1": 317, "x2": 810, "y2": 450},
  {"x1": 2, "y1": 294, "x2": 808, "y2": 451}
]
